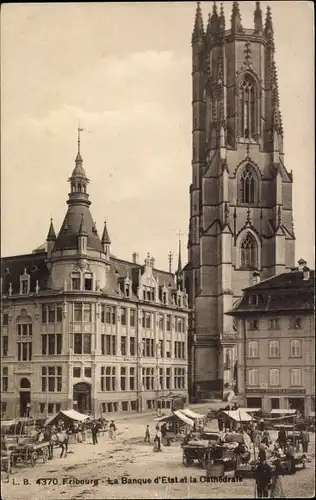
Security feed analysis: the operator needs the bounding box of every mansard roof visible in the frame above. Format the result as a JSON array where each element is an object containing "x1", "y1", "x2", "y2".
[
  {"x1": 54, "y1": 205, "x2": 103, "y2": 252},
  {"x1": 1, "y1": 253, "x2": 51, "y2": 295},
  {"x1": 227, "y1": 269, "x2": 315, "y2": 316}
]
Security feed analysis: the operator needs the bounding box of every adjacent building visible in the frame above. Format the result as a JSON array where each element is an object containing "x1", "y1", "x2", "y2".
[
  {"x1": 1, "y1": 135, "x2": 189, "y2": 418},
  {"x1": 184, "y1": 2, "x2": 296, "y2": 399},
  {"x1": 227, "y1": 261, "x2": 315, "y2": 416}
]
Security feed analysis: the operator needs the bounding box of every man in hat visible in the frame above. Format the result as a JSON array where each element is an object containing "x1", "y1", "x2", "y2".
[{"x1": 255, "y1": 453, "x2": 272, "y2": 498}]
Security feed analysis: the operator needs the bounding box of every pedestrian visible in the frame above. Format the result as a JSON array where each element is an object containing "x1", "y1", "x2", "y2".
[
  {"x1": 144, "y1": 425, "x2": 150, "y2": 443},
  {"x1": 255, "y1": 456, "x2": 272, "y2": 498},
  {"x1": 258, "y1": 418, "x2": 265, "y2": 433},
  {"x1": 91, "y1": 422, "x2": 99, "y2": 445},
  {"x1": 154, "y1": 426, "x2": 162, "y2": 452},
  {"x1": 278, "y1": 426, "x2": 287, "y2": 450},
  {"x1": 285, "y1": 440, "x2": 296, "y2": 475},
  {"x1": 270, "y1": 459, "x2": 286, "y2": 498},
  {"x1": 109, "y1": 420, "x2": 117, "y2": 439},
  {"x1": 77, "y1": 423, "x2": 83, "y2": 443},
  {"x1": 301, "y1": 427, "x2": 309, "y2": 453}
]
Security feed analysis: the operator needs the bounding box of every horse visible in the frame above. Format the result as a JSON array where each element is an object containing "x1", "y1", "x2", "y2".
[{"x1": 50, "y1": 430, "x2": 70, "y2": 458}]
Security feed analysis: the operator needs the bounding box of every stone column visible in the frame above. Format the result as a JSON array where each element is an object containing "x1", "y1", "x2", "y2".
[
  {"x1": 126, "y1": 366, "x2": 130, "y2": 391},
  {"x1": 116, "y1": 306, "x2": 121, "y2": 356},
  {"x1": 67, "y1": 349, "x2": 73, "y2": 409},
  {"x1": 92, "y1": 360, "x2": 98, "y2": 417}
]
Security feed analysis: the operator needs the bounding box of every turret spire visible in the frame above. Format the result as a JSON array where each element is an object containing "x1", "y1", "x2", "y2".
[
  {"x1": 264, "y1": 5, "x2": 274, "y2": 51},
  {"x1": 76, "y1": 125, "x2": 84, "y2": 163},
  {"x1": 208, "y1": 2, "x2": 219, "y2": 37},
  {"x1": 254, "y1": 2, "x2": 263, "y2": 34},
  {"x1": 192, "y1": 2, "x2": 204, "y2": 43},
  {"x1": 47, "y1": 218, "x2": 56, "y2": 241},
  {"x1": 78, "y1": 214, "x2": 87, "y2": 236},
  {"x1": 219, "y1": 3, "x2": 226, "y2": 33},
  {"x1": 101, "y1": 219, "x2": 111, "y2": 245},
  {"x1": 231, "y1": 1, "x2": 243, "y2": 34},
  {"x1": 176, "y1": 231, "x2": 183, "y2": 274}
]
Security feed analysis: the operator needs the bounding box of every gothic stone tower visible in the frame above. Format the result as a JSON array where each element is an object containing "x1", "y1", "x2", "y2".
[{"x1": 185, "y1": 2, "x2": 295, "y2": 399}]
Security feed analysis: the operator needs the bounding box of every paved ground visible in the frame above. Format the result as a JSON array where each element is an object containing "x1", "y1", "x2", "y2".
[{"x1": 2, "y1": 410, "x2": 315, "y2": 500}]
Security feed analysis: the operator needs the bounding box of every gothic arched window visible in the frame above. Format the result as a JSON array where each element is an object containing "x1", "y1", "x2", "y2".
[
  {"x1": 240, "y1": 233, "x2": 258, "y2": 269},
  {"x1": 239, "y1": 75, "x2": 256, "y2": 139},
  {"x1": 240, "y1": 166, "x2": 256, "y2": 204}
]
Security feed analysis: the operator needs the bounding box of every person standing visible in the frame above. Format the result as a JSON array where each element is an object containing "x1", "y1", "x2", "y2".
[
  {"x1": 270, "y1": 459, "x2": 286, "y2": 498},
  {"x1": 255, "y1": 456, "x2": 272, "y2": 498},
  {"x1": 144, "y1": 425, "x2": 151, "y2": 443},
  {"x1": 301, "y1": 427, "x2": 309, "y2": 453},
  {"x1": 278, "y1": 426, "x2": 287, "y2": 450},
  {"x1": 109, "y1": 420, "x2": 117, "y2": 439},
  {"x1": 91, "y1": 422, "x2": 99, "y2": 445},
  {"x1": 154, "y1": 426, "x2": 162, "y2": 451}
]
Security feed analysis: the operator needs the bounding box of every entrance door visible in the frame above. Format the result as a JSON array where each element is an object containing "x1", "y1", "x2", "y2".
[
  {"x1": 288, "y1": 398, "x2": 305, "y2": 417},
  {"x1": 73, "y1": 382, "x2": 91, "y2": 414},
  {"x1": 19, "y1": 391, "x2": 31, "y2": 417}
]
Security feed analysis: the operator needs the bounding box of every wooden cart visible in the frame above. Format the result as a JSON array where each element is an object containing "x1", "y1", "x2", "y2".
[{"x1": 11, "y1": 441, "x2": 49, "y2": 468}]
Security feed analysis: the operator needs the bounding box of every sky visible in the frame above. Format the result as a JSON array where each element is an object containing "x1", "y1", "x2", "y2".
[{"x1": 1, "y1": 1, "x2": 315, "y2": 271}]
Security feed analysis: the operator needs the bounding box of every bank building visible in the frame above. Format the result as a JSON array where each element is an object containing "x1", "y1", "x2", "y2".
[
  {"x1": 1, "y1": 134, "x2": 189, "y2": 418},
  {"x1": 184, "y1": 2, "x2": 296, "y2": 399}
]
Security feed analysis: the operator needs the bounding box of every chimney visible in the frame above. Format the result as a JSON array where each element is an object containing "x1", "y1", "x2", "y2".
[
  {"x1": 132, "y1": 252, "x2": 139, "y2": 264},
  {"x1": 298, "y1": 258, "x2": 307, "y2": 272},
  {"x1": 252, "y1": 271, "x2": 260, "y2": 286},
  {"x1": 303, "y1": 266, "x2": 310, "y2": 281}
]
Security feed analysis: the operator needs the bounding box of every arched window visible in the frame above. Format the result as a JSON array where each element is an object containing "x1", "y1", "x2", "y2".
[
  {"x1": 240, "y1": 166, "x2": 256, "y2": 204},
  {"x1": 20, "y1": 378, "x2": 31, "y2": 389},
  {"x1": 239, "y1": 75, "x2": 256, "y2": 139},
  {"x1": 240, "y1": 233, "x2": 258, "y2": 269}
]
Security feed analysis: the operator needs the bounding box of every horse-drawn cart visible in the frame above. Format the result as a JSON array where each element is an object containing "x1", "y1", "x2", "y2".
[
  {"x1": 11, "y1": 441, "x2": 50, "y2": 468},
  {"x1": 182, "y1": 442, "x2": 210, "y2": 468}
]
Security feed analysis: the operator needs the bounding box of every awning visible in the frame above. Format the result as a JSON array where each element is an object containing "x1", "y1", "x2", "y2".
[
  {"x1": 223, "y1": 410, "x2": 253, "y2": 422},
  {"x1": 180, "y1": 408, "x2": 205, "y2": 420},
  {"x1": 154, "y1": 411, "x2": 194, "y2": 427},
  {"x1": 309, "y1": 411, "x2": 315, "y2": 417},
  {"x1": 154, "y1": 413, "x2": 174, "y2": 422},
  {"x1": 45, "y1": 409, "x2": 88, "y2": 426},
  {"x1": 271, "y1": 409, "x2": 297, "y2": 415},
  {"x1": 174, "y1": 411, "x2": 194, "y2": 426},
  {"x1": 238, "y1": 408, "x2": 261, "y2": 413},
  {"x1": 1, "y1": 420, "x2": 17, "y2": 428}
]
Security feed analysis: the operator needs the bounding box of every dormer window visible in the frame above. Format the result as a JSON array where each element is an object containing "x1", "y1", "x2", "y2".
[
  {"x1": 248, "y1": 294, "x2": 259, "y2": 306},
  {"x1": 20, "y1": 270, "x2": 30, "y2": 295},
  {"x1": 125, "y1": 284, "x2": 131, "y2": 297},
  {"x1": 72, "y1": 273, "x2": 81, "y2": 291},
  {"x1": 162, "y1": 291, "x2": 167, "y2": 305},
  {"x1": 84, "y1": 273, "x2": 93, "y2": 291}
]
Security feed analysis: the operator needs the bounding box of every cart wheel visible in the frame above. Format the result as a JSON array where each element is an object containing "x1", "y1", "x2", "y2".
[
  {"x1": 182, "y1": 453, "x2": 188, "y2": 467},
  {"x1": 31, "y1": 452, "x2": 37, "y2": 467},
  {"x1": 42, "y1": 447, "x2": 48, "y2": 463}
]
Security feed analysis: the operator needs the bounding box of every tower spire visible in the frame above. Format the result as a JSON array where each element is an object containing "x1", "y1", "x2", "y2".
[
  {"x1": 264, "y1": 5, "x2": 274, "y2": 51},
  {"x1": 76, "y1": 124, "x2": 84, "y2": 163},
  {"x1": 219, "y1": 3, "x2": 226, "y2": 34},
  {"x1": 207, "y1": 2, "x2": 219, "y2": 38},
  {"x1": 101, "y1": 219, "x2": 111, "y2": 245},
  {"x1": 192, "y1": 2, "x2": 204, "y2": 43},
  {"x1": 47, "y1": 218, "x2": 56, "y2": 241},
  {"x1": 231, "y1": 1, "x2": 243, "y2": 34},
  {"x1": 176, "y1": 231, "x2": 183, "y2": 274},
  {"x1": 254, "y1": 2, "x2": 263, "y2": 34}
]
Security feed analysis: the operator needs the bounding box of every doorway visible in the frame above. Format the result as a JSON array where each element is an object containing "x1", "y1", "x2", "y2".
[
  {"x1": 288, "y1": 398, "x2": 305, "y2": 416},
  {"x1": 19, "y1": 377, "x2": 31, "y2": 417},
  {"x1": 73, "y1": 382, "x2": 91, "y2": 414}
]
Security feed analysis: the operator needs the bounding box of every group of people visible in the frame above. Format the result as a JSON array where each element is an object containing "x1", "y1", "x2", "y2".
[{"x1": 144, "y1": 424, "x2": 164, "y2": 452}]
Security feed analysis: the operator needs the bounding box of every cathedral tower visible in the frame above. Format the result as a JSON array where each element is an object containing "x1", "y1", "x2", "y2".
[{"x1": 186, "y1": 2, "x2": 295, "y2": 398}]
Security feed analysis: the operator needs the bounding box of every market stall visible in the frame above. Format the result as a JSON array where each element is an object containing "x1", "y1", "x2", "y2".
[{"x1": 44, "y1": 409, "x2": 88, "y2": 427}]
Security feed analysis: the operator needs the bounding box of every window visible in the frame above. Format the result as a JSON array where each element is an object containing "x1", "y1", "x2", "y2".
[
  {"x1": 17, "y1": 341, "x2": 32, "y2": 361},
  {"x1": 55, "y1": 403, "x2": 61, "y2": 413},
  {"x1": 241, "y1": 234, "x2": 258, "y2": 269},
  {"x1": 142, "y1": 367, "x2": 154, "y2": 390},
  {"x1": 290, "y1": 369, "x2": 302, "y2": 386},
  {"x1": 125, "y1": 283, "x2": 131, "y2": 298},
  {"x1": 159, "y1": 340, "x2": 164, "y2": 357},
  {"x1": 74, "y1": 334, "x2": 91, "y2": 354},
  {"x1": 142, "y1": 338, "x2": 154, "y2": 357},
  {"x1": 20, "y1": 278, "x2": 30, "y2": 294},
  {"x1": 2, "y1": 336, "x2": 8, "y2": 357},
  {"x1": 48, "y1": 403, "x2": 54, "y2": 414},
  {"x1": 174, "y1": 368, "x2": 185, "y2": 389},
  {"x1": 129, "y1": 367, "x2": 135, "y2": 390},
  {"x1": 238, "y1": 75, "x2": 256, "y2": 139},
  {"x1": 73, "y1": 367, "x2": 81, "y2": 378},
  {"x1": 159, "y1": 368, "x2": 164, "y2": 390},
  {"x1": 166, "y1": 340, "x2": 171, "y2": 358},
  {"x1": 120, "y1": 367, "x2": 126, "y2": 390},
  {"x1": 121, "y1": 308, "x2": 126, "y2": 326},
  {"x1": 290, "y1": 340, "x2": 302, "y2": 358},
  {"x1": 130, "y1": 309, "x2": 136, "y2": 327},
  {"x1": 101, "y1": 335, "x2": 116, "y2": 355},
  {"x1": 131, "y1": 401, "x2": 137, "y2": 411},
  {"x1": 130, "y1": 337, "x2": 135, "y2": 356},
  {"x1": 1, "y1": 402, "x2": 7, "y2": 414},
  {"x1": 248, "y1": 369, "x2": 258, "y2": 386},
  {"x1": 166, "y1": 315, "x2": 171, "y2": 331},
  {"x1": 269, "y1": 340, "x2": 280, "y2": 358},
  {"x1": 84, "y1": 273, "x2": 93, "y2": 291},
  {"x1": 248, "y1": 341, "x2": 259, "y2": 358},
  {"x1": 290, "y1": 317, "x2": 302, "y2": 329},
  {"x1": 40, "y1": 403, "x2": 45, "y2": 413},
  {"x1": 122, "y1": 401, "x2": 128, "y2": 411},
  {"x1": 142, "y1": 312, "x2": 152, "y2": 329},
  {"x1": 121, "y1": 336, "x2": 127, "y2": 356},
  {"x1": 42, "y1": 305, "x2": 63, "y2": 323},
  {"x1": 74, "y1": 304, "x2": 82, "y2": 322},
  {"x1": 3, "y1": 314, "x2": 8, "y2": 326},
  {"x1": 175, "y1": 317, "x2": 185, "y2": 333},
  {"x1": 166, "y1": 368, "x2": 171, "y2": 389},
  {"x1": 1, "y1": 367, "x2": 8, "y2": 392},
  {"x1": 83, "y1": 304, "x2": 92, "y2": 322},
  {"x1": 18, "y1": 323, "x2": 32, "y2": 336},
  {"x1": 42, "y1": 334, "x2": 62, "y2": 355},
  {"x1": 240, "y1": 166, "x2": 256, "y2": 204},
  {"x1": 84, "y1": 367, "x2": 91, "y2": 378},
  {"x1": 101, "y1": 366, "x2": 115, "y2": 391},
  {"x1": 41, "y1": 366, "x2": 62, "y2": 392},
  {"x1": 72, "y1": 273, "x2": 81, "y2": 290},
  {"x1": 159, "y1": 314, "x2": 164, "y2": 331},
  {"x1": 269, "y1": 369, "x2": 280, "y2": 386},
  {"x1": 102, "y1": 306, "x2": 116, "y2": 325},
  {"x1": 248, "y1": 319, "x2": 259, "y2": 331},
  {"x1": 268, "y1": 318, "x2": 279, "y2": 330},
  {"x1": 174, "y1": 341, "x2": 185, "y2": 359},
  {"x1": 248, "y1": 294, "x2": 258, "y2": 306}
]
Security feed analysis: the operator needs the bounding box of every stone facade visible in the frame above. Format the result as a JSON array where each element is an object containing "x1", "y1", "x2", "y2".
[
  {"x1": 227, "y1": 264, "x2": 315, "y2": 417},
  {"x1": 1, "y1": 135, "x2": 189, "y2": 419},
  {"x1": 184, "y1": 2, "x2": 295, "y2": 399}
]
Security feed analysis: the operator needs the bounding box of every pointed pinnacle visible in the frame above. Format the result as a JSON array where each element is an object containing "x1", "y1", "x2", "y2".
[
  {"x1": 219, "y1": 3, "x2": 226, "y2": 32},
  {"x1": 254, "y1": 1, "x2": 263, "y2": 33},
  {"x1": 231, "y1": 1, "x2": 243, "y2": 34},
  {"x1": 192, "y1": 1, "x2": 205, "y2": 43},
  {"x1": 78, "y1": 213, "x2": 87, "y2": 235},
  {"x1": 47, "y1": 218, "x2": 57, "y2": 241},
  {"x1": 101, "y1": 219, "x2": 111, "y2": 244}
]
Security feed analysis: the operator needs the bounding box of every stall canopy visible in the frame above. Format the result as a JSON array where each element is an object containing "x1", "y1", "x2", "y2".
[
  {"x1": 271, "y1": 409, "x2": 297, "y2": 415},
  {"x1": 238, "y1": 408, "x2": 261, "y2": 413},
  {"x1": 45, "y1": 409, "x2": 88, "y2": 426},
  {"x1": 223, "y1": 410, "x2": 253, "y2": 422},
  {"x1": 310, "y1": 412, "x2": 315, "y2": 417},
  {"x1": 154, "y1": 411, "x2": 194, "y2": 427},
  {"x1": 180, "y1": 408, "x2": 205, "y2": 420}
]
